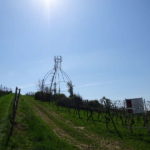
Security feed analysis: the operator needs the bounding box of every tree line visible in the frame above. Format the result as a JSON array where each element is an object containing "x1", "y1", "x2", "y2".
[{"x1": 0, "y1": 84, "x2": 12, "y2": 97}]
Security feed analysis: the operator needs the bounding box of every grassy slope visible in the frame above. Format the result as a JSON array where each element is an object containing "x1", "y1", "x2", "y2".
[
  {"x1": 0, "y1": 94, "x2": 13, "y2": 149},
  {"x1": 29, "y1": 98, "x2": 150, "y2": 150},
  {"x1": 1, "y1": 95, "x2": 150, "y2": 150},
  {"x1": 24, "y1": 97, "x2": 132, "y2": 150},
  {"x1": 7, "y1": 97, "x2": 78, "y2": 150}
]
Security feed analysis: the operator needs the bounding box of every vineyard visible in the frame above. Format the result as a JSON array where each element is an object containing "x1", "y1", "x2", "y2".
[
  {"x1": 0, "y1": 92, "x2": 150, "y2": 150},
  {"x1": 1, "y1": 0, "x2": 150, "y2": 149}
]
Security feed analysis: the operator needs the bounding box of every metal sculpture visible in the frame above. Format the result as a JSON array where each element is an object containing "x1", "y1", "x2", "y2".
[{"x1": 42, "y1": 56, "x2": 73, "y2": 95}]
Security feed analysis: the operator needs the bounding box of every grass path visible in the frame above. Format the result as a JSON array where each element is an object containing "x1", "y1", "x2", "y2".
[
  {"x1": 31, "y1": 102, "x2": 86, "y2": 150},
  {"x1": 1, "y1": 95, "x2": 146, "y2": 150},
  {"x1": 7, "y1": 97, "x2": 77, "y2": 150},
  {"x1": 28, "y1": 98, "x2": 131, "y2": 150}
]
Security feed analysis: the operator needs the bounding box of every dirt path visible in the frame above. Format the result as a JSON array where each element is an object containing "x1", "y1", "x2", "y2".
[
  {"x1": 28, "y1": 99, "x2": 131, "y2": 150},
  {"x1": 31, "y1": 102, "x2": 88, "y2": 150}
]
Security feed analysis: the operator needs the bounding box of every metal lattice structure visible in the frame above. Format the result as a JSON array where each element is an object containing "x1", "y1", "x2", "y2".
[{"x1": 42, "y1": 56, "x2": 73, "y2": 95}]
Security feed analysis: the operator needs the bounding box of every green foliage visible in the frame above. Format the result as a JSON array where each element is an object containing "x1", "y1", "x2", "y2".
[
  {"x1": 35, "y1": 91, "x2": 52, "y2": 101},
  {"x1": 67, "y1": 81, "x2": 74, "y2": 97}
]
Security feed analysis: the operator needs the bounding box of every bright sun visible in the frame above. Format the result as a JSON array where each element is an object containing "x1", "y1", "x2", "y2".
[
  {"x1": 31, "y1": 0, "x2": 58, "y2": 10},
  {"x1": 31, "y1": 0, "x2": 63, "y2": 19},
  {"x1": 39, "y1": 0, "x2": 58, "y2": 8},
  {"x1": 42, "y1": 0, "x2": 55, "y2": 6}
]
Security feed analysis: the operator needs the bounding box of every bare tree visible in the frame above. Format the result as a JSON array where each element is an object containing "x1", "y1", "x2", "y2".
[{"x1": 37, "y1": 79, "x2": 45, "y2": 92}]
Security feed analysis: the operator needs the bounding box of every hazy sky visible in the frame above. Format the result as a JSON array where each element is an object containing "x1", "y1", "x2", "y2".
[{"x1": 0, "y1": 0, "x2": 150, "y2": 100}]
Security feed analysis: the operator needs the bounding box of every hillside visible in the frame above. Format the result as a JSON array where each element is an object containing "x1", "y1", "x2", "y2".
[{"x1": 0, "y1": 95, "x2": 150, "y2": 150}]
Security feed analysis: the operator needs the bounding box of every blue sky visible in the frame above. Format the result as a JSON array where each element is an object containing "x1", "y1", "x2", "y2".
[{"x1": 0, "y1": 0, "x2": 150, "y2": 100}]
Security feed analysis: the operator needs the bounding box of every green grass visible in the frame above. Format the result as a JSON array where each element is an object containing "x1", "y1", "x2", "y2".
[
  {"x1": 6, "y1": 97, "x2": 78, "y2": 150},
  {"x1": 27, "y1": 98, "x2": 126, "y2": 150},
  {"x1": 1, "y1": 95, "x2": 150, "y2": 150},
  {"x1": 0, "y1": 94, "x2": 13, "y2": 150},
  {"x1": 36, "y1": 100, "x2": 150, "y2": 150},
  {"x1": 31, "y1": 101, "x2": 93, "y2": 145}
]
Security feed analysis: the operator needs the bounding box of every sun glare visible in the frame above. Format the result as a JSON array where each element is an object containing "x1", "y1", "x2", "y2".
[
  {"x1": 42, "y1": 0, "x2": 56, "y2": 7},
  {"x1": 37, "y1": 0, "x2": 58, "y2": 9},
  {"x1": 31, "y1": 0, "x2": 65, "y2": 20},
  {"x1": 32, "y1": 0, "x2": 59, "y2": 11}
]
